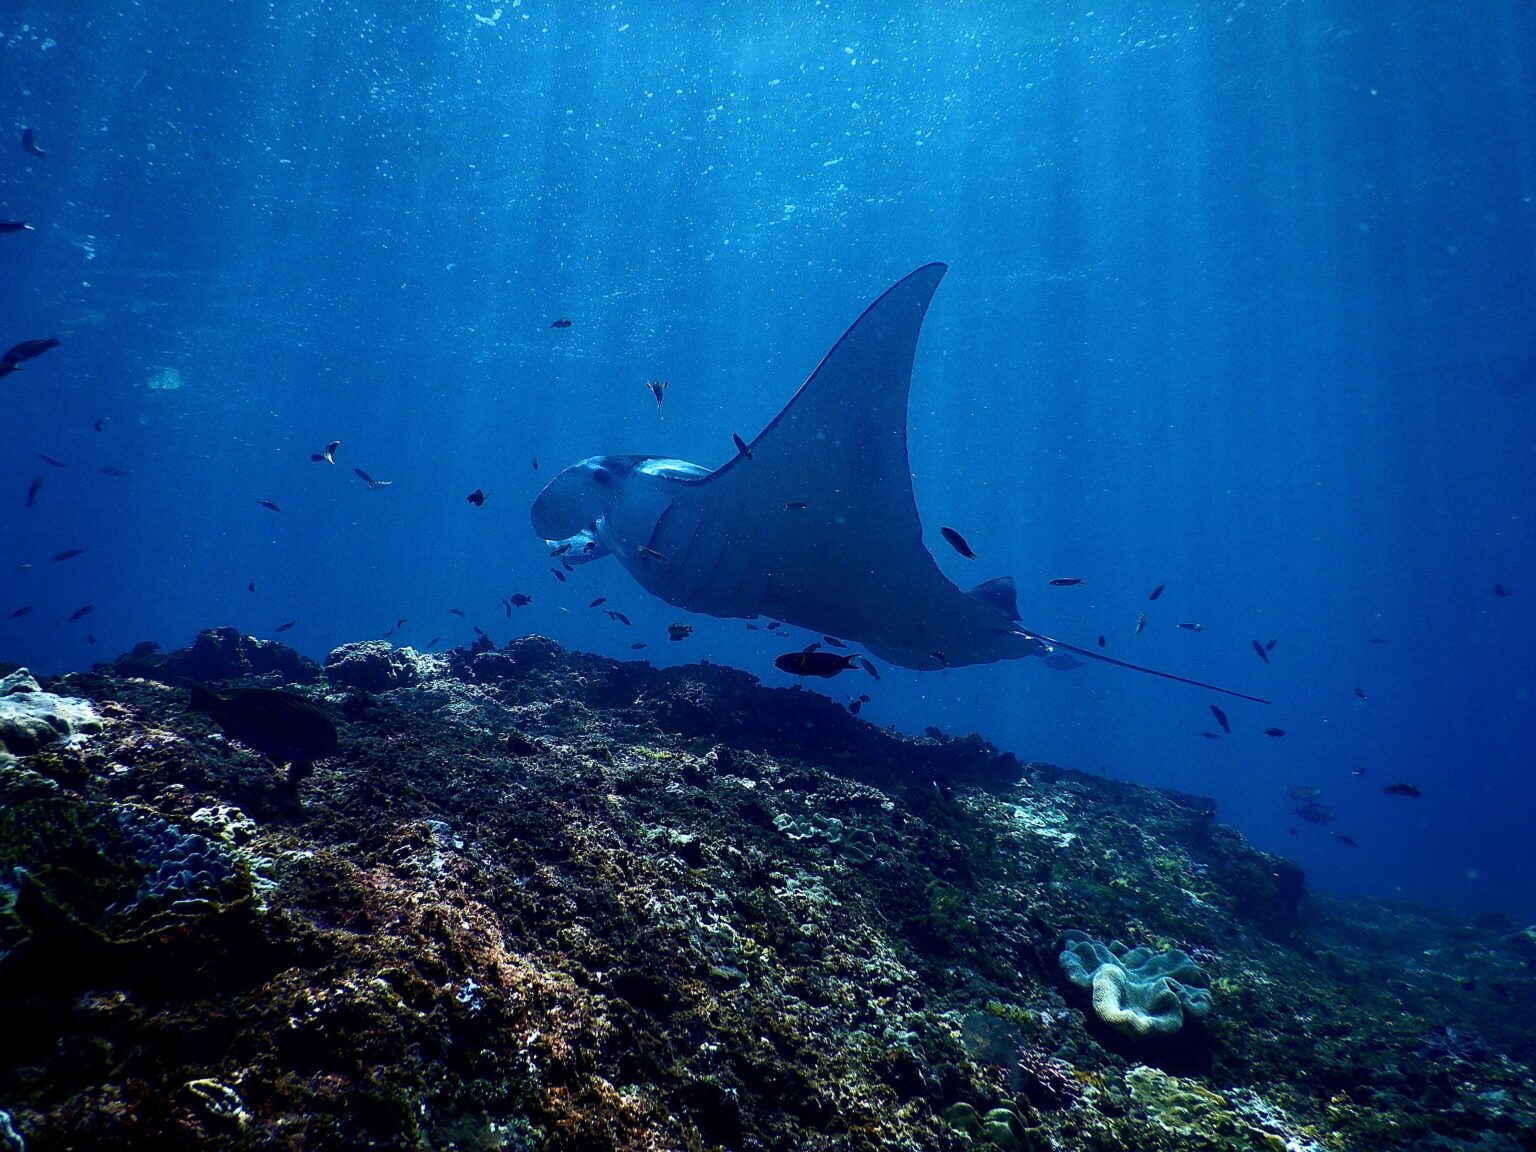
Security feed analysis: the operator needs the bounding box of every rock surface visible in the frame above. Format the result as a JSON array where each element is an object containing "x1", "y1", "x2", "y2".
[{"x1": 0, "y1": 631, "x2": 1531, "y2": 1151}]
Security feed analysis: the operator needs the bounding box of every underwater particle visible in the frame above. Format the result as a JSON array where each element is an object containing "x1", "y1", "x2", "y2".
[
  {"x1": 24, "y1": 477, "x2": 41, "y2": 508},
  {"x1": 939, "y1": 526, "x2": 976, "y2": 559},
  {"x1": 1263, "y1": 727, "x2": 1285, "y2": 737},
  {"x1": 186, "y1": 682, "x2": 337, "y2": 766},
  {"x1": 732, "y1": 432, "x2": 752, "y2": 459},
  {"x1": 257, "y1": 499, "x2": 282, "y2": 513},
  {"x1": 667, "y1": 622, "x2": 693, "y2": 641},
  {"x1": 146, "y1": 365, "x2": 183, "y2": 390},
  {"x1": 466, "y1": 488, "x2": 487, "y2": 506},
  {"x1": 311, "y1": 439, "x2": 340, "y2": 463},
  {"x1": 549, "y1": 317, "x2": 572, "y2": 328},
  {"x1": 68, "y1": 605, "x2": 93, "y2": 622},
  {"x1": 353, "y1": 467, "x2": 392, "y2": 490},
  {"x1": 1135, "y1": 611, "x2": 1146, "y2": 635},
  {"x1": 1209, "y1": 704, "x2": 1230, "y2": 734},
  {"x1": 774, "y1": 646, "x2": 862, "y2": 678},
  {"x1": 1383, "y1": 783, "x2": 1422, "y2": 797},
  {"x1": 1049, "y1": 577, "x2": 1084, "y2": 586},
  {"x1": 1149, "y1": 583, "x2": 1165, "y2": 600},
  {"x1": 21, "y1": 127, "x2": 46, "y2": 158}
]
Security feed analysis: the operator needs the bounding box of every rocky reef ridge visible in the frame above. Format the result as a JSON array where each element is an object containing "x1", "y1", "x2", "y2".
[{"x1": 0, "y1": 629, "x2": 1533, "y2": 1151}]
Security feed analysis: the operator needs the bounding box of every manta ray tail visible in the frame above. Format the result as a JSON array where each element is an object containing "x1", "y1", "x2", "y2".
[{"x1": 1023, "y1": 630, "x2": 1270, "y2": 705}]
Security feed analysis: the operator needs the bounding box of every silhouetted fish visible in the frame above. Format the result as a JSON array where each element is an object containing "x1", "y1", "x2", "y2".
[
  {"x1": 550, "y1": 318, "x2": 572, "y2": 328},
  {"x1": 1493, "y1": 584, "x2": 1511, "y2": 598},
  {"x1": 1294, "y1": 801, "x2": 1335, "y2": 825},
  {"x1": 1354, "y1": 687, "x2": 1367, "y2": 700},
  {"x1": 551, "y1": 567, "x2": 566, "y2": 583},
  {"x1": 52, "y1": 549, "x2": 84, "y2": 561},
  {"x1": 257, "y1": 499, "x2": 282, "y2": 513},
  {"x1": 0, "y1": 221, "x2": 33, "y2": 233},
  {"x1": 606, "y1": 610, "x2": 631, "y2": 626},
  {"x1": 1210, "y1": 704, "x2": 1231, "y2": 734},
  {"x1": 68, "y1": 605, "x2": 93, "y2": 622},
  {"x1": 589, "y1": 597, "x2": 607, "y2": 607},
  {"x1": 784, "y1": 501, "x2": 808, "y2": 511},
  {"x1": 550, "y1": 542, "x2": 572, "y2": 556},
  {"x1": 532, "y1": 456, "x2": 538, "y2": 470},
  {"x1": 1096, "y1": 635, "x2": 1105, "y2": 648},
  {"x1": 1264, "y1": 639, "x2": 1277, "y2": 652},
  {"x1": 849, "y1": 699, "x2": 862, "y2": 716},
  {"x1": 466, "y1": 488, "x2": 487, "y2": 506},
  {"x1": 647, "y1": 379, "x2": 667, "y2": 410},
  {"x1": 1264, "y1": 727, "x2": 1285, "y2": 737},
  {"x1": 1286, "y1": 786, "x2": 1320, "y2": 801},
  {"x1": 93, "y1": 417, "x2": 106, "y2": 432},
  {"x1": 1368, "y1": 637, "x2": 1387, "y2": 645},
  {"x1": 3, "y1": 337, "x2": 60, "y2": 367},
  {"x1": 508, "y1": 593, "x2": 532, "y2": 607},
  {"x1": 1333, "y1": 833, "x2": 1358, "y2": 847},
  {"x1": 100, "y1": 466, "x2": 132, "y2": 477},
  {"x1": 857, "y1": 658, "x2": 880, "y2": 680},
  {"x1": 1148, "y1": 584, "x2": 1165, "y2": 600},
  {"x1": 1251, "y1": 640, "x2": 1269, "y2": 663},
  {"x1": 449, "y1": 608, "x2": 466, "y2": 617},
  {"x1": 1049, "y1": 578, "x2": 1084, "y2": 587},
  {"x1": 248, "y1": 583, "x2": 256, "y2": 592},
  {"x1": 766, "y1": 621, "x2": 781, "y2": 631},
  {"x1": 353, "y1": 468, "x2": 391, "y2": 490},
  {"x1": 311, "y1": 440, "x2": 341, "y2": 464},
  {"x1": 1383, "y1": 783, "x2": 1423, "y2": 798},
  {"x1": 1201, "y1": 732, "x2": 1222, "y2": 739},
  {"x1": 24, "y1": 477, "x2": 42, "y2": 508},
  {"x1": 732, "y1": 432, "x2": 752, "y2": 459},
  {"x1": 1178, "y1": 622, "x2": 1202, "y2": 631},
  {"x1": 186, "y1": 682, "x2": 338, "y2": 766},
  {"x1": 668, "y1": 623, "x2": 693, "y2": 641},
  {"x1": 630, "y1": 642, "x2": 648, "y2": 650},
  {"x1": 775, "y1": 648, "x2": 862, "y2": 678},
  {"x1": 37, "y1": 454, "x2": 66, "y2": 468},
  {"x1": 939, "y1": 526, "x2": 976, "y2": 559},
  {"x1": 20, "y1": 128, "x2": 45, "y2": 158},
  {"x1": 822, "y1": 636, "x2": 847, "y2": 648},
  {"x1": 274, "y1": 621, "x2": 296, "y2": 633},
  {"x1": 7, "y1": 606, "x2": 32, "y2": 619}
]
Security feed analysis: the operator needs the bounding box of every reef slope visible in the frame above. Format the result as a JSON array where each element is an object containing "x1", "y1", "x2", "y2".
[{"x1": 1, "y1": 631, "x2": 1532, "y2": 1151}]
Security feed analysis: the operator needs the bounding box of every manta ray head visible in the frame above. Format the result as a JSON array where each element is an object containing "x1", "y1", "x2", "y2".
[{"x1": 530, "y1": 455, "x2": 639, "y2": 541}]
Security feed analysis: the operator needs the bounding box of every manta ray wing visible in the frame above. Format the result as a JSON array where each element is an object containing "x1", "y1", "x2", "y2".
[{"x1": 633, "y1": 263, "x2": 1021, "y2": 666}]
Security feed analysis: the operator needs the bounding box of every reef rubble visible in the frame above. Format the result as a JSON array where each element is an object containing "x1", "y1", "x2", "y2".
[{"x1": 0, "y1": 630, "x2": 1533, "y2": 1151}]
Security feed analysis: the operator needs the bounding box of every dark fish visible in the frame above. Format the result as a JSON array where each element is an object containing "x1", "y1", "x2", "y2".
[
  {"x1": 822, "y1": 636, "x2": 847, "y2": 648},
  {"x1": 550, "y1": 318, "x2": 572, "y2": 328},
  {"x1": 449, "y1": 608, "x2": 467, "y2": 617},
  {"x1": 2, "y1": 337, "x2": 60, "y2": 366},
  {"x1": 68, "y1": 604, "x2": 93, "y2": 622},
  {"x1": 589, "y1": 597, "x2": 607, "y2": 607},
  {"x1": 732, "y1": 432, "x2": 752, "y2": 460},
  {"x1": 1264, "y1": 639, "x2": 1277, "y2": 652},
  {"x1": 745, "y1": 623, "x2": 759, "y2": 630},
  {"x1": 766, "y1": 621, "x2": 781, "y2": 631},
  {"x1": 1096, "y1": 635, "x2": 1105, "y2": 648},
  {"x1": 1354, "y1": 687, "x2": 1368, "y2": 700},
  {"x1": 1294, "y1": 801, "x2": 1335, "y2": 825},
  {"x1": 100, "y1": 466, "x2": 133, "y2": 477},
  {"x1": 1049, "y1": 578, "x2": 1085, "y2": 587},
  {"x1": 273, "y1": 621, "x2": 296, "y2": 633},
  {"x1": 1368, "y1": 637, "x2": 1388, "y2": 645},
  {"x1": 0, "y1": 221, "x2": 34, "y2": 233},
  {"x1": 606, "y1": 610, "x2": 631, "y2": 626},
  {"x1": 20, "y1": 128, "x2": 45, "y2": 158},
  {"x1": 353, "y1": 468, "x2": 391, "y2": 490},
  {"x1": 532, "y1": 456, "x2": 538, "y2": 470},
  {"x1": 52, "y1": 548, "x2": 84, "y2": 561},
  {"x1": 466, "y1": 488, "x2": 487, "y2": 506},
  {"x1": 581, "y1": 540, "x2": 597, "y2": 553},
  {"x1": 1383, "y1": 783, "x2": 1423, "y2": 798},
  {"x1": 1148, "y1": 584, "x2": 1165, "y2": 601},
  {"x1": 551, "y1": 543, "x2": 572, "y2": 556},
  {"x1": 396, "y1": 618, "x2": 406, "y2": 628},
  {"x1": 426, "y1": 636, "x2": 441, "y2": 649},
  {"x1": 551, "y1": 567, "x2": 567, "y2": 583},
  {"x1": 775, "y1": 648, "x2": 861, "y2": 678},
  {"x1": 647, "y1": 379, "x2": 668, "y2": 410},
  {"x1": 508, "y1": 593, "x2": 532, "y2": 607},
  {"x1": 311, "y1": 440, "x2": 341, "y2": 464},
  {"x1": 1201, "y1": 732, "x2": 1222, "y2": 740},
  {"x1": 849, "y1": 700, "x2": 862, "y2": 716},
  {"x1": 37, "y1": 454, "x2": 66, "y2": 468},
  {"x1": 939, "y1": 526, "x2": 976, "y2": 559},
  {"x1": 859, "y1": 694, "x2": 870, "y2": 702},
  {"x1": 1286, "y1": 787, "x2": 1321, "y2": 801},
  {"x1": 1264, "y1": 727, "x2": 1286, "y2": 737},
  {"x1": 1178, "y1": 622, "x2": 1202, "y2": 631},
  {"x1": 668, "y1": 623, "x2": 693, "y2": 641},
  {"x1": 7, "y1": 606, "x2": 32, "y2": 619},
  {"x1": 858, "y1": 658, "x2": 880, "y2": 680},
  {"x1": 24, "y1": 477, "x2": 42, "y2": 508},
  {"x1": 784, "y1": 501, "x2": 808, "y2": 511},
  {"x1": 93, "y1": 417, "x2": 106, "y2": 432},
  {"x1": 248, "y1": 583, "x2": 256, "y2": 592},
  {"x1": 1210, "y1": 704, "x2": 1230, "y2": 734},
  {"x1": 1493, "y1": 584, "x2": 1511, "y2": 598},
  {"x1": 186, "y1": 682, "x2": 338, "y2": 766},
  {"x1": 257, "y1": 499, "x2": 282, "y2": 513},
  {"x1": 630, "y1": 642, "x2": 648, "y2": 649},
  {"x1": 473, "y1": 626, "x2": 487, "y2": 637},
  {"x1": 1333, "y1": 833, "x2": 1358, "y2": 848},
  {"x1": 1251, "y1": 640, "x2": 1269, "y2": 663}
]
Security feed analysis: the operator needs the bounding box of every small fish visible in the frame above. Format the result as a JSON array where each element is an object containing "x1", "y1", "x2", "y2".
[
  {"x1": 1352, "y1": 765, "x2": 1368, "y2": 776},
  {"x1": 186, "y1": 682, "x2": 338, "y2": 766},
  {"x1": 647, "y1": 379, "x2": 668, "y2": 410},
  {"x1": 1492, "y1": 584, "x2": 1511, "y2": 598},
  {"x1": 1177, "y1": 622, "x2": 1202, "y2": 631},
  {"x1": 858, "y1": 658, "x2": 880, "y2": 680},
  {"x1": 1367, "y1": 637, "x2": 1388, "y2": 645},
  {"x1": 550, "y1": 317, "x2": 572, "y2": 329},
  {"x1": 449, "y1": 608, "x2": 467, "y2": 617},
  {"x1": 1264, "y1": 727, "x2": 1286, "y2": 737},
  {"x1": 849, "y1": 700, "x2": 862, "y2": 716},
  {"x1": 668, "y1": 623, "x2": 693, "y2": 641},
  {"x1": 37, "y1": 454, "x2": 66, "y2": 468},
  {"x1": 353, "y1": 468, "x2": 392, "y2": 490},
  {"x1": 52, "y1": 549, "x2": 85, "y2": 561},
  {"x1": 1049, "y1": 578, "x2": 1085, "y2": 587},
  {"x1": 273, "y1": 621, "x2": 297, "y2": 633},
  {"x1": 1353, "y1": 687, "x2": 1367, "y2": 700},
  {"x1": 581, "y1": 540, "x2": 597, "y2": 553},
  {"x1": 7, "y1": 606, "x2": 32, "y2": 619},
  {"x1": 24, "y1": 477, "x2": 42, "y2": 508},
  {"x1": 531, "y1": 456, "x2": 539, "y2": 470},
  {"x1": 822, "y1": 636, "x2": 847, "y2": 648},
  {"x1": 68, "y1": 604, "x2": 94, "y2": 622},
  {"x1": 248, "y1": 583, "x2": 256, "y2": 592},
  {"x1": 1286, "y1": 787, "x2": 1321, "y2": 801},
  {"x1": 931, "y1": 651, "x2": 950, "y2": 665},
  {"x1": 630, "y1": 642, "x2": 648, "y2": 650},
  {"x1": 637, "y1": 544, "x2": 669, "y2": 563},
  {"x1": 1251, "y1": 640, "x2": 1269, "y2": 663},
  {"x1": 1148, "y1": 584, "x2": 1165, "y2": 601},
  {"x1": 1265, "y1": 640, "x2": 1277, "y2": 652},
  {"x1": 1333, "y1": 834, "x2": 1358, "y2": 848},
  {"x1": 1294, "y1": 801, "x2": 1335, "y2": 825},
  {"x1": 473, "y1": 625, "x2": 487, "y2": 638},
  {"x1": 1135, "y1": 612, "x2": 1146, "y2": 636},
  {"x1": 1201, "y1": 732, "x2": 1222, "y2": 740},
  {"x1": 100, "y1": 466, "x2": 133, "y2": 477},
  {"x1": 0, "y1": 221, "x2": 34, "y2": 233},
  {"x1": 1096, "y1": 635, "x2": 1105, "y2": 648},
  {"x1": 426, "y1": 636, "x2": 441, "y2": 649},
  {"x1": 606, "y1": 610, "x2": 631, "y2": 626},
  {"x1": 939, "y1": 526, "x2": 976, "y2": 560},
  {"x1": 1382, "y1": 783, "x2": 1423, "y2": 798},
  {"x1": 2, "y1": 337, "x2": 60, "y2": 367},
  {"x1": 745, "y1": 623, "x2": 759, "y2": 630},
  {"x1": 20, "y1": 128, "x2": 46, "y2": 159},
  {"x1": 508, "y1": 593, "x2": 532, "y2": 607},
  {"x1": 396, "y1": 618, "x2": 406, "y2": 628},
  {"x1": 784, "y1": 500, "x2": 808, "y2": 511},
  {"x1": 466, "y1": 488, "x2": 487, "y2": 506},
  {"x1": 1210, "y1": 704, "x2": 1231, "y2": 734},
  {"x1": 257, "y1": 499, "x2": 282, "y2": 513},
  {"x1": 93, "y1": 417, "x2": 106, "y2": 432},
  {"x1": 766, "y1": 621, "x2": 781, "y2": 631},
  {"x1": 551, "y1": 567, "x2": 567, "y2": 583},
  {"x1": 382, "y1": 629, "x2": 394, "y2": 639},
  {"x1": 775, "y1": 648, "x2": 863, "y2": 679},
  {"x1": 589, "y1": 597, "x2": 607, "y2": 607},
  {"x1": 732, "y1": 432, "x2": 752, "y2": 460},
  {"x1": 311, "y1": 440, "x2": 341, "y2": 464},
  {"x1": 550, "y1": 542, "x2": 572, "y2": 557}
]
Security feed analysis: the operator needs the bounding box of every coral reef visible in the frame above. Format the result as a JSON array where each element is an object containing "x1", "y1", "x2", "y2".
[
  {"x1": 0, "y1": 629, "x2": 1530, "y2": 1151},
  {"x1": 1059, "y1": 930, "x2": 1213, "y2": 1040},
  {"x1": 0, "y1": 669, "x2": 102, "y2": 758}
]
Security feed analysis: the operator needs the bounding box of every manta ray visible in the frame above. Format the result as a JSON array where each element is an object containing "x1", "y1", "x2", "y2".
[{"x1": 532, "y1": 263, "x2": 1266, "y2": 703}]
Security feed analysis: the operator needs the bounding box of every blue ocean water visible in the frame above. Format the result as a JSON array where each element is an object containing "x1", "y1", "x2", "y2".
[{"x1": 3, "y1": 3, "x2": 1532, "y2": 919}]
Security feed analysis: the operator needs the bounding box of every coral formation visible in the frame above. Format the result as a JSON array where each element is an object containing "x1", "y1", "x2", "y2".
[
  {"x1": 1059, "y1": 930, "x2": 1213, "y2": 1040},
  {"x1": 0, "y1": 669, "x2": 102, "y2": 757},
  {"x1": 0, "y1": 630, "x2": 1530, "y2": 1151}
]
